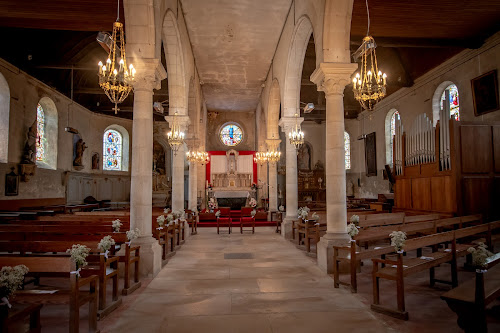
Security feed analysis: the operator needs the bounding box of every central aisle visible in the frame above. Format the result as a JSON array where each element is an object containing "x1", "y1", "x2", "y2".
[{"x1": 106, "y1": 228, "x2": 390, "y2": 333}]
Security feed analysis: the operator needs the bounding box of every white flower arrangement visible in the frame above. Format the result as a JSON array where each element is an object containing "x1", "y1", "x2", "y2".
[
  {"x1": 350, "y1": 215, "x2": 360, "y2": 226},
  {"x1": 311, "y1": 212, "x2": 320, "y2": 221},
  {"x1": 112, "y1": 219, "x2": 123, "y2": 232},
  {"x1": 97, "y1": 235, "x2": 116, "y2": 258},
  {"x1": 0, "y1": 264, "x2": 29, "y2": 307},
  {"x1": 215, "y1": 210, "x2": 221, "y2": 218},
  {"x1": 297, "y1": 206, "x2": 310, "y2": 219},
  {"x1": 208, "y1": 197, "x2": 218, "y2": 210},
  {"x1": 156, "y1": 215, "x2": 165, "y2": 228},
  {"x1": 389, "y1": 231, "x2": 407, "y2": 253},
  {"x1": 467, "y1": 242, "x2": 494, "y2": 269},
  {"x1": 126, "y1": 228, "x2": 141, "y2": 242},
  {"x1": 347, "y1": 223, "x2": 359, "y2": 240},
  {"x1": 251, "y1": 210, "x2": 257, "y2": 217},
  {"x1": 66, "y1": 244, "x2": 90, "y2": 272},
  {"x1": 164, "y1": 208, "x2": 170, "y2": 214},
  {"x1": 279, "y1": 205, "x2": 285, "y2": 212},
  {"x1": 248, "y1": 198, "x2": 257, "y2": 208},
  {"x1": 166, "y1": 213, "x2": 174, "y2": 222},
  {"x1": 174, "y1": 210, "x2": 186, "y2": 220}
]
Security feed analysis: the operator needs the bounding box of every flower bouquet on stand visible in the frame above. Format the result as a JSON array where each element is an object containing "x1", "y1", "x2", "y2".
[
  {"x1": 112, "y1": 219, "x2": 123, "y2": 232},
  {"x1": 0, "y1": 264, "x2": 29, "y2": 312},
  {"x1": 208, "y1": 198, "x2": 218, "y2": 212},
  {"x1": 126, "y1": 228, "x2": 141, "y2": 246},
  {"x1": 66, "y1": 244, "x2": 90, "y2": 277},
  {"x1": 347, "y1": 223, "x2": 359, "y2": 242},
  {"x1": 98, "y1": 235, "x2": 116, "y2": 260},
  {"x1": 248, "y1": 198, "x2": 257, "y2": 208},
  {"x1": 350, "y1": 215, "x2": 360, "y2": 226},
  {"x1": 389, "y1": 231, "x2": 407, "y2": 253},
  {"x1": 215, "y1": 210, "x2": 221, "y2": 218},
  {"x1": 468, "y1": 242, "x2": 494, "y2": 273},
  {"x1": 297, "y1": 206, "x2": 310, "y2": 221}
]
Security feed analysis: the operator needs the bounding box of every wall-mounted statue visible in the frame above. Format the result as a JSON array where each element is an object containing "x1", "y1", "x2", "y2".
[
  {"x1": 73, "y1": 138, "x2": 87, "y2": 167},
  {"x1": 21, "y1": 120, "x2": 37, "y2": 164},
  {"x1": 91, "y1": 152, "x2": 99, "y2": 170}
]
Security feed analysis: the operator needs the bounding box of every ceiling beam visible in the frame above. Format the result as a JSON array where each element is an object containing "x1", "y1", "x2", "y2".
[{"x1": 350, "y1": 36, "x2": 482, "y2": 49}]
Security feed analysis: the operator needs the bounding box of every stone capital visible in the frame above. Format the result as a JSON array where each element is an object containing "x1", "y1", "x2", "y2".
[
  {"x1": 184, "y1": 138, "x2": 200, "y2": 150},
  {"x1": 129, "y1": 58, "x2": 167, "y2": 91},
  {"x1": 279, "y1": 116, "x2": 304, "y2": 133},
  {"x1": 164, "y1": 114, "x2": 190, "y2": 132},
  {"x1": 265, "y1": 138, "x2": 281, "y2": 150},
  {"x1": 310, "y1": 62, "x2": 358, "y2": 97}
]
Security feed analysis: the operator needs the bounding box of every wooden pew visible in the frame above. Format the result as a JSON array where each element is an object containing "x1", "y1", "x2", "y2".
[
  {"x1": 371, "y1": 230, "x2": 458, "y2": 320},
  {"x1": 0, "y1": 256, "x2": 99, "y2": 333},
  {"x1": 441, "y1": 253, "x2": 500, "y2": 333}
]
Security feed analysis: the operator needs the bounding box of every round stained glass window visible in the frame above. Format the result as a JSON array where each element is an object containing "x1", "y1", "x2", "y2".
[{"x1": 220, "y1": 124, "x2": 243, "y2": 147}]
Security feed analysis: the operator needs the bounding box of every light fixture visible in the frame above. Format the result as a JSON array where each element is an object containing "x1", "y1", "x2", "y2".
[
  {"x1": 301, "y1": 102, "x2": 315, "y2": 113},
  {"x1": 254, "y1": 152, "x2": 268, "y2": 165},
  {"x1": 167, "y1": 112, "x2": 185, "y2": 155},
  {"x1": 352, "y1": 0, "x2": 387, "y2": 111},
  {"x1": 266, "y1": 150, "x2": 281, "y2": 164},
  {"x1": 97, "y1": 0, "x2": 134, "y2": 114},
  {"x1": 186, "y1": 150, "x2": 209, "y2": 165},
  {"x1": 288, "y1": 113, "x2": 304, "y2": 150}
]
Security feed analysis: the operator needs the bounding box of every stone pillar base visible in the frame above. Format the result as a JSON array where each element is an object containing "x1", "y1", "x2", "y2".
[
  {"x1": 133, "y1": 235, "x2": 162, "y2": 278},
  {"x1": 317, "y1": 232, "x2": 350, "y2": 274},
  {"x1": 282, "y1": 217, "x2": 294, "y2": 239}
]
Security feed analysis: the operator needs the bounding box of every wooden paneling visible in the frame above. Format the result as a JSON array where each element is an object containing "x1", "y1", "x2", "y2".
[
  {"x1": 0, "y1": 198, "x2": 65, "y2": 211},
  {"x1": 460, "y1": 126, "x2": 492, "y2": 174},
  {"x1": 493, "y1": 126, "x2": 500, "y2": 173},
  {"x1": 493, "y1": 177, "x2": 500, "y2": 221},
  {"x1": 411, "y1": 178, "x2": 431, "y2": 211},
  {"x1": 462, "y1": 178, "x2": 491, "y2": 216},
  {"x1": 431, "y1": 176, "x2": 454, "y2": 213}
]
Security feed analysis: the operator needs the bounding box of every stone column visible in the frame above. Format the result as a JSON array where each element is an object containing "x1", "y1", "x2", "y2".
[
  {"x1": 129, "y1": 59, "x2": 166, "y2": 278},
  {"x1": 266, "y1": 138, "x2": 281, "y2": 212},
  {"x1": 278, "y1": 116, "x2": 303, "y2": 239},
  {"x1": 165, "y1": 115, "x2": 190, "y2": 212},
  {"x1": 311, "y1": 62, "x2": 357, "y2": 273},
  {"x1": 186, "y1": 139, "x2": 199, "y2": 212}
]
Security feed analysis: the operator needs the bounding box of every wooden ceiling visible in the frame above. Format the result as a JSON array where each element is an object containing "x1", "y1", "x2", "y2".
[{"x1": 0, "y1": 0, "x2": 499, "y2": 121}]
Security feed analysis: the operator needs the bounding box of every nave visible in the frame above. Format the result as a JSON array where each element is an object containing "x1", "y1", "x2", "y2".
[{"x1": 100, "y1": 228, "x2": 387, "y2": 333}]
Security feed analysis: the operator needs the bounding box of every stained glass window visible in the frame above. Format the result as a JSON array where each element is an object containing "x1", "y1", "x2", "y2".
[
  {"x1": 344, "y1": 131, "x2": 351, "y2": 170},
  {"x1": 220, "y1": 124, "x2": 243, "y2": 146},
  {"x1": 390, "y1": 111, "x2": 400, "y2": 166},
  {"x1": 440, "y1": 84, "x2": 460, "y2": 121},
  {"x1": 36, "y1": 103, "x2": 45, "y2": 161},
  {"x1": 103, "y1": 129, "x2": 122, "y2": 171}
]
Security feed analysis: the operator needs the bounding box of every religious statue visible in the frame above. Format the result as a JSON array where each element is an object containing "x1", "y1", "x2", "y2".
[
  {"x1": 314, "y1": 159, "x2": 324, "y2": 170},
  {"x1": 91, "y1": 153, "x2": 99, "y2": 170},
  {"x1": 347, "y1": 179, "x2": 355, "y2": 197},
  {"x1": 21, "y1": 120, "x2": 37, "y2": 164},
  {"x1": 73, "y1": 139, "x2": 87, "y2": 166},
  {"x1": 298, "y1": 144, "x2": 310, "y2": 170}
]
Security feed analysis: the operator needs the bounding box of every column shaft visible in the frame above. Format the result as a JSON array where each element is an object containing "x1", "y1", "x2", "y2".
[
  {"x1": 188, "y1": 162, "x2": 197, "y2": 211},
  {"x1": 172, "y1": 145, "x2": 185, "y2": 211},
  {"x1": 268, "y1": 163, "x2": 278, "y2": 211}
]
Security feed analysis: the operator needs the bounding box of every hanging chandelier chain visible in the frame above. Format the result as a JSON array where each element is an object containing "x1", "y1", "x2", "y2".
[
  {"x1": 117, "y1": 0, "x2": 120, "y2": 22},
  {"x1": 365, "y1": 0, "x2": 370, "y2": 36}
]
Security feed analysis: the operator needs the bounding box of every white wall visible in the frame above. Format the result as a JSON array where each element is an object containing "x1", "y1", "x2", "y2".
[{"x1": 0, "y1": 58, "x2": 133, "y2": 200}]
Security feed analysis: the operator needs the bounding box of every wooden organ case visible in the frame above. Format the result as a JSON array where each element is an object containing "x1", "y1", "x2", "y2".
[{"x1": 392, "y1": 108, "x2": 500, "y2": 220}]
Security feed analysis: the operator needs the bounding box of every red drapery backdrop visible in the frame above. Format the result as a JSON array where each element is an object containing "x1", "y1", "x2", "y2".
[{"x1": 206, "y1": 151, "x2": 257, "y2": 185}]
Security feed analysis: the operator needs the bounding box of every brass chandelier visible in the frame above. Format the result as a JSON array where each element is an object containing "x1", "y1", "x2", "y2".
[
  {"x1": 254, "y1": 152, "x2": 268, "y2": 165},
  {"x1": 167, "y1": 112, "x2": 185, "y2": 155},
  {"x1": 352, "y1": 0, "x2": 387, "y2": 111},
  {"x1": 97, "y1": 0, "x2": 135, "y2": 114},
  {"x1": 186, "y1": 150, "x2": 209, "y2": 165},
  {"x1": 288, "y1": 113, "x2": 304, "y2": 150},
  {"x1": 266, "y1": 150, "x2": 281, "y2": 164}
]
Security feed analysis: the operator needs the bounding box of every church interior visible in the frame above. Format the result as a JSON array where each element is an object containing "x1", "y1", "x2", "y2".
[{"x1": 0, "y1": 0, "x2": 499, "y2": 332}]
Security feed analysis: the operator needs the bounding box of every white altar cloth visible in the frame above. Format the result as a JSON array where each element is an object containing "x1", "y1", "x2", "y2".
[{"x1": 213, "y1": 191, "x2": 250, "y2": 198}]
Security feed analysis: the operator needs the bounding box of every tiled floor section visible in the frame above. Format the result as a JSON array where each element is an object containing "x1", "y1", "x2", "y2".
[{"x1": 101, "y1": 228, "x2": 391, "y2": 333}]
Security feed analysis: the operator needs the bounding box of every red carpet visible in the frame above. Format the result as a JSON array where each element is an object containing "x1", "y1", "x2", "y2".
[{"x1": 197, "y1": 220, "x2": 276, "y2": 227}]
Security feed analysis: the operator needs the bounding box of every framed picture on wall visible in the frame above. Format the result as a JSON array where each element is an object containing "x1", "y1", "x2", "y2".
[
  {"x1": 5, "y1": 167, "x2": 19, "y2": 196},
  {"x1": 471, "y1": 70, "x2": 500, "y2": 116},
  {"x1": 365, "y1": 132, "x2": 377, "y2": 177}
]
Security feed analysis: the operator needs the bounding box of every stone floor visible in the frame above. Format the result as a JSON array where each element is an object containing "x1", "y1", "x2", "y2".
[{"x1": 100, "y1": 227, "x2": 392, "y2": 333}]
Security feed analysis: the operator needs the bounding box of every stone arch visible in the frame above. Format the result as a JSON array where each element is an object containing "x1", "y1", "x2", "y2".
[
  {"x1": 432, "y1": 80, "x2": 457, "y2": 126},
  {"x1": 36, "y1": 96, "x2": 58, "y2": 170},
  {"x1": 282, "y1": 16, "x2": 314, "y2": 117},
  {"x1": 267, "y1": 79, "x2": 281, "y2": 139},
  {"x1": 385, "y1": 109, "x2": 400, "y2": 165},
  {"x1": 0, "y1": 73, "x2": 10, "y2": 163},
  {"x1": 162, "y1": 10, "x2": 188, "y2": 116},
  {"x1": 103, "y1": 124, "x2": 130, "y2": 172}
]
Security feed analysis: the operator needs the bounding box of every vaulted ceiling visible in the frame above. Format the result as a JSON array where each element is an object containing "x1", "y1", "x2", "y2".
[{"x1": 0, "y1": 0, "x2": 499, "y2": 121}]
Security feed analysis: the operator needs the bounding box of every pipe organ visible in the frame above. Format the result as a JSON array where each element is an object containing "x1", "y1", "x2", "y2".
[{"x1": 392, "y1": 115, "x2": 500, "y2": 220}]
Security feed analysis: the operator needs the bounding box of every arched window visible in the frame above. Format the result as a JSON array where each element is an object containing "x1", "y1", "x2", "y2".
[
  {"x1": 36, "y1": 103, "x2": 45, "y2": 161},
  {"x1": 440, "y1": 84, "x2": 459, "y2": 121},
  {"x1": 220, "y1": 123, "x2": 243, "y2": 147},
  {"x1": 344, "y1": 131, "x2": 351, "y2": 170},
  {"x1": 385, "y1": 110, "x2": 400, "y2": 166},
  {"x1": 36, "y1": 97, "x2": 58, "y2": 170},
  {"x1": 103, "y1": 129, "x2": 123, "y2": 171}
]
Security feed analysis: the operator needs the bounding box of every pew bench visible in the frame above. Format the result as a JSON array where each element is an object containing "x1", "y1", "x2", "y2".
[
  {"x1": 371, "y1": 231, "x2": 458, "y2": 320},
  {"x1": 0, "y1": 256, "x2": 99, "y2": 333},
  {"x1": 441, "y1": 253, "x2": 500, "y2": 333}
]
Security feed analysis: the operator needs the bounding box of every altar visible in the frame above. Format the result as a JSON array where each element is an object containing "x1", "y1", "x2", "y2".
[{"x1": 206, "y1": 149, "x2": 258, "y2": 209}]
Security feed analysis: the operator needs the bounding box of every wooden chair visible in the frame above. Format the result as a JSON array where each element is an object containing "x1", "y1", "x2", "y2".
[
  {"x1": 0, "y1": 256, "x2": 100, "y2": 333},
  {"x1": 271, "y1": 211, "x2": 283, "y2": 234},
  {"x1": 240, "y1": 207, "x2": 253, "y2": 217},
  {"x1": 217, "y1": 217, "x2": 231, "y2": 234},
  {"x1": 185, "y1": 210, "x2": 197, "y2": 235},
  {"x1": 0, "y1": 303, "x2": 42, "y2": 333},
  {"x1": 117, "y1": 243, "x2": 141, "y2": 296},
  {"x1": 240, "y1": 217, "x2": 255, "y2": 234}
]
